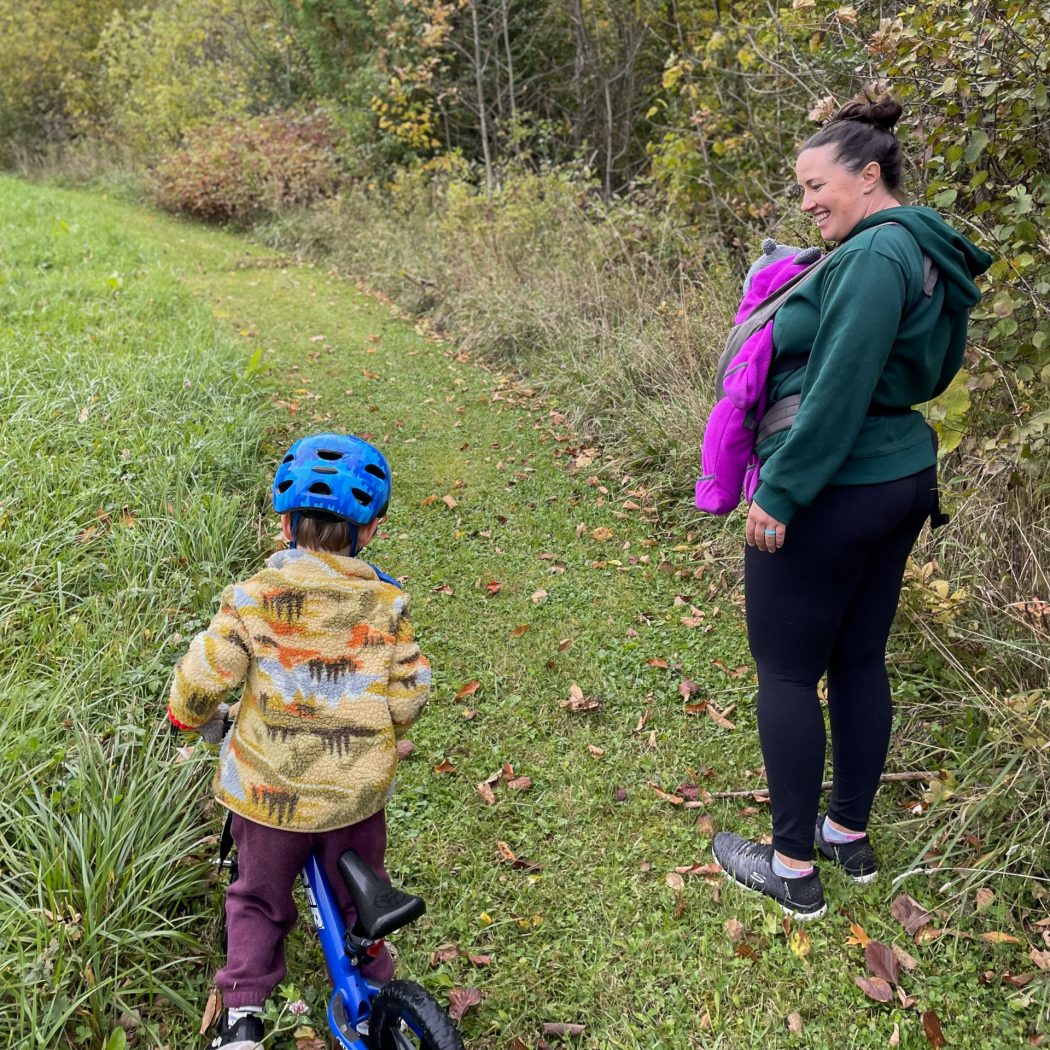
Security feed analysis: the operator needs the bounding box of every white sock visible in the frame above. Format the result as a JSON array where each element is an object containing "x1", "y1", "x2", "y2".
[
  {"x1": 228, "y1": 1006, "x2": 263, "y2": 1022},
  {"x1": 822, "y1": 816, "x2": 866, "y2": 844}
]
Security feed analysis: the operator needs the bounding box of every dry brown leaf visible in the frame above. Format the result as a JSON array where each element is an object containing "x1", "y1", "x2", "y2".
[
  {"x1": 200, "y1": 988, "x2": 222, "y2": 1035},
  {"x1": 706, "y1": 703, "x2": 737, "y2": 730},
  {"x1": 891, "y1": 893, "x2": 933, "y2": 936},
  {"x1": 531, "y1": 588, "x2": 549, "y2": 603},
  {"x1": 447, "y1": 987, "x2": 481, "y2": 1022},
  {"x1": 854, "y1": 975, "x2": 893, "y2": 1003},
  {"x1": 889, "y1": 1022, "x2": 901, "y2": 1047},
  {"x1": 725, "y1": 918, "x2": 746, "y2": 942},
  {"x1": 433, "y1": 759, "x2": 456, "y2": 775},
  {"x1": 1029, "y1": 948, "x2": 1050, "y2": 971},
  {"x1": 429, "y1": 943, "x2": 459, "y2": 966},
  {"x1": 587, "y1": 745, "x2": 604, "y2": 758},
  {"x1": 395, "y1": 740, "x2": 414, "y2": 760},
  {"x1": 922, "y1": 1009, "x2": 946, "y2": 1048},
  {"x1": 485, "y1": 580, "x2": 502, "y2": 594},
  {"x1": 455, "y1": 680, "x2": 480, "y2": 700},
  {"x1": 510, "y1": 624, "x2": 530, "y2": 637},
  {"x1": 891, "y1": 943, "x2": 920, "y2": 972},
  {"x1": 678, "y1": 679, "x2": 699, "y2": 700},
  {"x1": 561, "y1": 684, "x2": 600, "y2": 713},
  {"x1": 787, "y1": 1012, "x2": 803, "y2": 1034},
  {"x1": 981, "y1": 931, "x2": 1021, "y2": 944},
  {"x1": 646, "y1": 658, "x2": 669, "y2": 668},
  {"x1": 295, "y1": 1036, "x2": 326, "y2": 1050},
  {"x1": 506, "y1": 776, "x2": 533, "y2": 791},
  {"x1": 461, "y1": 708, "x2": 477, "y2": 720},
  {"x1": 865, "y1": 940, "x2": 902, "y2": 986},
  {"x1": 665, "y1": 872, "x2": 686, "y2": 892},
  {"x1": 542, "y1": 1022, "x2": 586, "y2": 1037},
  {"x1": 590, "y1": 527, "x2": 614, "y2": 541},
  {"x1": 495, "y1": 841, "x2": 517, "y2": 863},
  {"x1": 675, "y1": 862, "x2": 721, "y2": 877},
  {"x1": 557, "y1": 638, "x2": 572, "y2": 651},
  {"x1": 975, "y1": 887, "x2": 995, "y2": 912},
  {"x1": 648, "y1": 783, "x2": 684, "y2": 805},
  {"x1": 475, "y1": 781, "x2": 496, "y2": 806}
]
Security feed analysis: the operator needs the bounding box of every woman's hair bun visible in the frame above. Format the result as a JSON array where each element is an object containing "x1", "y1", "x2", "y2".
[{"x1": 829, "y1": 93, "x2": 902, "y2": 133}]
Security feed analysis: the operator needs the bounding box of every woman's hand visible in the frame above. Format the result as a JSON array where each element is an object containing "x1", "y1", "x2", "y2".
[{"x1": 746, "y1": 500, "x2": 786, "y2": 553}]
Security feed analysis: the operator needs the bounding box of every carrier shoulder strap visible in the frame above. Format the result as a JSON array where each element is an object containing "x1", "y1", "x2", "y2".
[
  {"x1": 754, "y1": 222, "x2": 939, "y2": 445},
  {"x1": 714, "y1": 250, "x2": 834, "y2": 399}
]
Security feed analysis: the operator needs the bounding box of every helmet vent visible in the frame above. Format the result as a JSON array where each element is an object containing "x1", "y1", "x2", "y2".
[
  {"x1": 365, "y1": 464, "x2": 387, "y2": 480},
  {"x1": 276, "y1": 480, "x2": 294, "y2": 493},
  {"x1": 282, "y1": 454, "x2": 294, "y2": 464},
  {"x1": 312, "y1": 466, "x2": 337, "y2": 475},
  {"x1": 317, "y1": 449, "x2": 343, "y2": 461},
  {"x1": 351, "y1": 487, "x2": 373, "y2": 506},
  {"x1": 307, "y1": 481, "x2": 333, "y2": 496}
]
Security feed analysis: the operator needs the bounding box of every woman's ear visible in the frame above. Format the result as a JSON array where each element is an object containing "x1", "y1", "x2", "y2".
[{"x1": 862, "y1": 160, "x2": 883, "y2": 193}]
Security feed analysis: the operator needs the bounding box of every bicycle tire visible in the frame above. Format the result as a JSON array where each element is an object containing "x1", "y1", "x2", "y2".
[{"x1": 366, "y1": 980, "x2": 465, "y2": 1050}]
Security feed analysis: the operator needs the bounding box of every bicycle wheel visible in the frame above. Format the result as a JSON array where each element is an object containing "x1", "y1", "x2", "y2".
[{"x1": 366, "y1": 980, "x2": 465, "y2": 1050}]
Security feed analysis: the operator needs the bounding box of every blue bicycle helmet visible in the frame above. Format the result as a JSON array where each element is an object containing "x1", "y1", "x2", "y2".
[{"x1": 273, "y1": 433, "x2": 391, "y2": 553}]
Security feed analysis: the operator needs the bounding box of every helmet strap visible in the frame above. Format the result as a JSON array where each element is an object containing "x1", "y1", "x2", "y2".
[
  {"x1": 348, "y1": 523, "x2": 360, "y2": 558},
  {"x1": 289, "y1": 511, "x2": 302, "y2": 550}
]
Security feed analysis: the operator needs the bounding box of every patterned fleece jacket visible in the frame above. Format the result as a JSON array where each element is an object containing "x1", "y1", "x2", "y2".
[{"x1": 167, "y1": 548, "x2": 430, "y2": 831}]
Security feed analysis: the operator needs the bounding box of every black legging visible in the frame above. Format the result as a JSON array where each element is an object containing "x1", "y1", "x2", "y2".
[{"x1": 745, "y1": 466, "x2": 937, "y2": 860}]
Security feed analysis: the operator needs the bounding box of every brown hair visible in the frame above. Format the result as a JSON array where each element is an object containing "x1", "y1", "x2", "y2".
[
  {"x1": 294, "y1": 512, "x2": 352, "y2": 554},
  {"x1": 801, "y1": 92, "x2": 904, "y2": 190}
]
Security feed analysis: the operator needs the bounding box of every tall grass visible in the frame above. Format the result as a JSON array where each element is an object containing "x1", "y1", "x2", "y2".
[{"x1": 0, "y1": 177, "x2": 268, "y2": 1046}]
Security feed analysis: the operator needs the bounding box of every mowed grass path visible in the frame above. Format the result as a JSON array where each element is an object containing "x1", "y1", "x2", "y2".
[{"x1": 1, "y1": 178, "x2": 1035, "y2": 1049}]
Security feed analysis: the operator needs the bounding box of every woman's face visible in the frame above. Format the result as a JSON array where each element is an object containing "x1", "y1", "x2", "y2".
[{"x1": 795, "y1": 144, "x2": 883, "y2": 243}]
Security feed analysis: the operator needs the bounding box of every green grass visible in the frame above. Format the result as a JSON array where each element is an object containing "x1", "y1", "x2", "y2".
[{"x1": 0, "y1": 177, "x2": 1045, "y2": 1048}]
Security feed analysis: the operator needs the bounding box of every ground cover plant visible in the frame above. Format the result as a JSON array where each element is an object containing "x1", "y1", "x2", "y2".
[{"x1": 2, "y1": 179, "x2": 1046, "y2": 1047}]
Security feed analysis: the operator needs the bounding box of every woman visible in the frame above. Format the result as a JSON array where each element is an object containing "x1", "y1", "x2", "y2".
[{"x1": 712, "y1": 94, "x2": 992, "y2": 919}]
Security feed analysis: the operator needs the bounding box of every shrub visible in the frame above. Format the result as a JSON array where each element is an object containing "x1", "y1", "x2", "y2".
[{"x1": 153, "y1": 111, "x2": 342, "y2": 223}]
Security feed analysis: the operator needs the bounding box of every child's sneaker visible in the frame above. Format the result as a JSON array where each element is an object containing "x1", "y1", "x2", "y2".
[
  {"x1": 209, "y1": 1010, "x2": 264, "y2": 1050},
  {"x1": 815, "y1": 816, "x2": 878, "y2": 883},
  {"x1": 713, "y1": 832, "x2": 828, "y2": 920}
]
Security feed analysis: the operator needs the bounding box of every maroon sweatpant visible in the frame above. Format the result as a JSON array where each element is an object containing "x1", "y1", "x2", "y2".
[{"x1": 216, "y1": 808, "x2": 395, "y2": 1008}]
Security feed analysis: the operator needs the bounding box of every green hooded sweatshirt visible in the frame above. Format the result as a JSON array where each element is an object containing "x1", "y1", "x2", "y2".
[{"x1": 752, "y1": 205, "x2": 993, "y2": 525}]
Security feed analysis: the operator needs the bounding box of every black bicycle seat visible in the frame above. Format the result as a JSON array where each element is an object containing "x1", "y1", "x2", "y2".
[{"x1": 337, "y1": 849, "x2": 426, "y2": 940}]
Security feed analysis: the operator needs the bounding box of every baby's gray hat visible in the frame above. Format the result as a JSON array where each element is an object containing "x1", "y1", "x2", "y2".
[{"x1": 743, "y1": 237, "x2": 821, "y2": 294}]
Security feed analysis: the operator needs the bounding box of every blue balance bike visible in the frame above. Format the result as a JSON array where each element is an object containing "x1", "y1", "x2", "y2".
[{"x1": 217, "y1": 813, "x2": 465, "y2": 1050}]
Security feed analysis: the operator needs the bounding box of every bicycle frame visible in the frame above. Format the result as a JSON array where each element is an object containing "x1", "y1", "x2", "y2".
[{"x1": 300, "y1": 855, "x2": 376, "y2": 1050}]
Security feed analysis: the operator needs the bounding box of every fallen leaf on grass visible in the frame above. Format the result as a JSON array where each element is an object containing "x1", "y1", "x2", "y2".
[
  {"x1": 679, "y1": 679, "x2": 699, "y2": 700},
  {"x1": 675, "y1": 862, "x2": 721, "y2": 877},
  {"x1": 587, "y1": 745, "x2": 604, "y2": 758},
  {"x1": 706, "y1": 703, "x2": 737, "y2": 730},
  {"x1": 683, "y1": 702, "x2": 707, "y2": 716},
  {"x1": 976, "y1": 887, "x2": 995, "y2": 912},
  {"x1": 892, "y1": 943, "x2": 920, "y2": 971},
  {"x1": 430, "y1": 944, "x2": 460, "y2": 966},
  {"x1": 649, "y1": 783, "x2": 684, "y2": 805},
  {"x1": 854, "y1": 975, "x2": 893, "y2": 1003},
  {"x1": 542, "y1": 1022, "x2": 586, "y2": 1037},
  {"x1": 557, "y1": 638, "x2": 571, "y2": 651},
  {"x1": 433, "y1": 583, "x2": 454, "y2": 595},
  {"x1": 590, "y1": 527, "x2": 614, "y2": 541},
  {"x1": 1029, "y1": 948, "x2": 1050, "y2": 971},
  {"x1": 496, "y1": 841, "x2": 517, "y2": 863},
  {"x1": 295, "y1": 1035, "x2": 326, "y2": 1050},
  {"x1": 787, "y1": 1012, "x2": 803, "y2": 1034},
  {"x1": 1003, "y1": 972, "x2": 1036, "y2": 988},
  {"x1": 506, "y1": 776, "x2": 532, "y2": 791},
  {"x1": 462, "y1": 708, "x2": 477, "y2": 720},
  {"x1": 725, "y1": 918, "x2": 746, "y2": 942},
  {"x1": 476, "y1": 781, "x2": 496, "y2": 806},
  {"x1": 531, "y1": 588, "x2": 549, "y2": 603},
  {"x1": 889, "y1": 1022, "x2": 901, "y2": 1047},
  {"x1": 613, "y1": 786, "x2": 628, "y2": 802},
  {"x1": 846, "y1": 922, "x2": 870, "y2": 946},
  {"x1": 510, "y1": 624, "x2": 530, "y2": 637},
  {"x1": 395, "y1": 740, "x2": 414, "y2": 759},
  {"x1": 789, "y1": 928, "x2": 812, "y2": 959},
  {"x1": 865, "y1": 941, "x2": 901, "y2": 985},
  {"x1": 712, "y1": 659, "x2": 750, "y2": 679},
  {"x1": 200, "y1": 988, "x2": 222, "y2": 1035},
  {"x1": 891, "y1": 894, "x2": 933, "y2": 936},
  {"x1": 666, "y1": 872, "x2": 685, "y2": 892},
  {"x1": 646, "y1": 658, "x2": 669, "y2": 668},
  {"x1": 433, "y1": 759, "x2": 456, "y2": 775},
  {"x1": 981, "y1": 931, "x2": 1022, "y2": 944},
  {"x1": 447, "y1": 987, "x2": 481, "y2": 1022},
  {"x1": 561, "y1": 684, "x2": 600, "y2": 713},
  {"x1": 485, "y1": 581, "x2": 502, "y2": 595},
  {"x1": 922, "y1": 1009, "x2": 946, "y2": 1048},
  {"x1": 442, "y1": 495, "x2": 458, "y2": 510},
  {"x1": 75, "y1": 526, "x2": 99, "y2": 544},
  {"x1": 455, "y1": 680, "x2": 480, "y2": 700}
]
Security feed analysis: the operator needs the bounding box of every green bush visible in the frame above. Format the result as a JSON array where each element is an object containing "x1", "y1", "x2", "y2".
[{"x1": 153, "y1": 111, "x2": 342, "y2": 223}]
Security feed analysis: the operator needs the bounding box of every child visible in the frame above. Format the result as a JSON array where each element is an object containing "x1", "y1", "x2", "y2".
[{"x1": 167, "y1": 433, "x2": 430, "y2": 1050}]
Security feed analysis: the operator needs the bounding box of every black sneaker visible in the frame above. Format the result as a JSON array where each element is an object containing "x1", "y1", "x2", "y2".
[
  {"x1": 815, "y1": 816, "x2": 878, "y2": 884},
  {"x1": 712, "y1": 832, "x2": 828, "y2": 920},
  {"x1": 209, "y1": 1010, "x2": 264, "y2": 1050}
]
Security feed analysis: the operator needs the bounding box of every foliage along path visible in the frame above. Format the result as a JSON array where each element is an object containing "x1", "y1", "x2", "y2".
[{"x1": 60, "y1": 190, "x2": 1035, "y2": 1049}]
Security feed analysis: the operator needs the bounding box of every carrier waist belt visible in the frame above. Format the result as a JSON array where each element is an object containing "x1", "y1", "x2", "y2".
[{"x1": 755, "y1": 395, "x2": 913, "y2": 445}]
